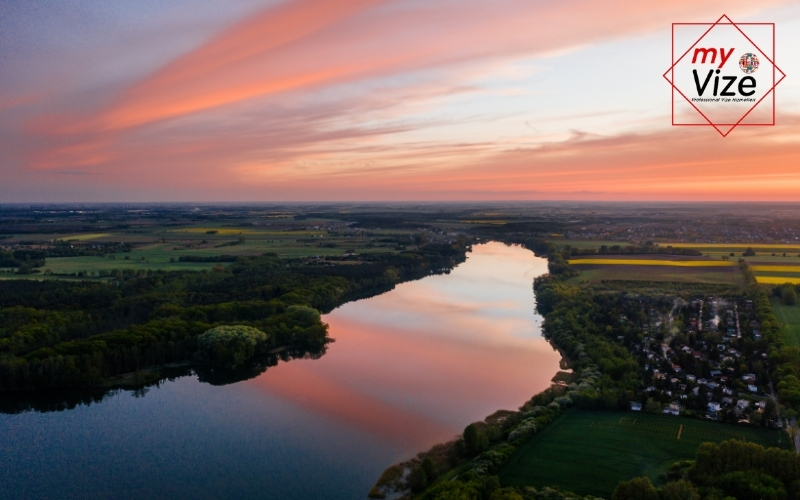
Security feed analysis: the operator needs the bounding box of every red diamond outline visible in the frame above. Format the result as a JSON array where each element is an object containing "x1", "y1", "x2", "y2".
[
  {"x1": 671, "y1": 21, "x2": 775, "y2": 128},
  {"x1": 663, "y1": 14, "x2": 786, "y2": 137}
]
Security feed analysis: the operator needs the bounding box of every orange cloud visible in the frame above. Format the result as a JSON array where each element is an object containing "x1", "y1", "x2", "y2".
[{"x1": 8, "y1": 0, "x2": 800, "y2": 201}]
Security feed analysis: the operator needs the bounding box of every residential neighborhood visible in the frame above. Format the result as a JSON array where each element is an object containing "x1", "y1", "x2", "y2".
[{"x1": 621, "y1": 296, "x2": 778, "y2": 426}]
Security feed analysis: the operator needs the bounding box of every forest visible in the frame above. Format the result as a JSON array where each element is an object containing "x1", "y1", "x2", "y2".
[{"x1": 0, "y1": 240, "x2": 470, "y2": 390}]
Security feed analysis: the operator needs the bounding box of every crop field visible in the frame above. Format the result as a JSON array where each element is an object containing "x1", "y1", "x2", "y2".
[
  {"x1": 1, "y1": 216, "x2": 417, "y2": 279},
  {"x1": 566, "y1": 257, "x2": 744, "y2": 286},
  {"x1": 741, "y1": 255, "x2": 800, "y2": 262},
  {"x1": 741, "y1": 263, "x2": 800, "y2": 286},
  {"x1": 664, "y1": 243, "x2": 800, "y2": 250},
  {"x1": 755, "y1": 276, "x2": 800, "y2": 285},
  {"x1": 751, "y1": 265, "x2": 800, "y2": 273},
  {"x1": 772, "y1": 298, "x2": 800, "y2": 347},
  {"x1": 567, "y1": 266, "x2": 744, "y2": 286},
  {"x1": 61, "y1": 233, "x2": 113, "y2": 241},
  {"x1": 499, "y1": 410, "x2": 791, "y2": 497},
  {"x1": 568, "y1": 258, "x2": 734, "y2": 267}
]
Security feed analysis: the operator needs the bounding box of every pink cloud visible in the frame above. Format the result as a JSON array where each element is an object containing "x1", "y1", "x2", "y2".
[{"x1": 5, "y1": 0, "x2": 798, "y2": 201}]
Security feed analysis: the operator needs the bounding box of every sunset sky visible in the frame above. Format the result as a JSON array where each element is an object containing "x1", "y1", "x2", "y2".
[{"x1": 2, "y1": 0, "x2": 800, "y2": 202}]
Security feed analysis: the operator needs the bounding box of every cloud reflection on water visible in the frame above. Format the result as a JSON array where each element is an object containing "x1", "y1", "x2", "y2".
[{"x1": 247, "y1": 241, "x2": 561, "y2": 452}]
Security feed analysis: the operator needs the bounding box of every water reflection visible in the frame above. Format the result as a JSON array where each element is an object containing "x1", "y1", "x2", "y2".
[
  {"x1": 0, "y1": 241, "x2": 561, "y2": 500},
  {"x1": 247, "y1": 241, "x2": 561, "y2": 453},
  {"x1": 0, "y1": 346, "x2": 326, "y2": 415}
]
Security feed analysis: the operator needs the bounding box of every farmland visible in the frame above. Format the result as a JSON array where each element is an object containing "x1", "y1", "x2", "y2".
[
  {"x1": 564, "y1": 253, "x2": 800, "y2": 288},
  {"x1": 751, "y1": 265, "x2": 800, "y2": 273},
  {"x1": 743, "y1": 263, "x2": 800, "y2": 286},
  {"x1": 772, "y1": 298, "x2": 800, "y2": 347},
  {"x1": 0, "y1": 214, "x2": 420, "y2": 279},
  {"x1": 567, "y1": 258, "x2": 734, "y2": 267},
  {"x1": 499, "y1": 410, "x2": 791, "y2": 497},
  {"x1": 566, "y1": 266, "x2": 745, "y2": 287},
  {"x1": 756, "y1": 276, "x2": 800, "y2": 285},
  {"x1": 565, "y1": 256, "x2": 744, "y2": 287},
  {"x1": 664, "y1": 243, "x2": 800, "y2": 250},
  {"x1": 660, "y1": 243, "x2": 800, "y2": 264}
]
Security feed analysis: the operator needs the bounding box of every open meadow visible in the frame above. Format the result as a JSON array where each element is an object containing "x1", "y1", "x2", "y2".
[
  {"x1": 566, "y1": 256, "x2": 745, "y2": 287},
  {"x1": 772, "y1": 298, "x2": 800, "y2": 348},
  {"x1": 499, "y1": 410, "x2": 791, "y2": 497},
  {"x1": 1, "y1": 218, "x2": 416, "y2": 279}
]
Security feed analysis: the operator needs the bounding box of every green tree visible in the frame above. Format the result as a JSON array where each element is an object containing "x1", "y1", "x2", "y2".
[
  {"x1": 464, "y1": 424, "x2": 487, "y2": 456},
  {"x1": 196, "y1": 325, "x2": 268, "y2": 368},
  {"x1": 611, "y1": 477, "x2": 659, "y2": 500},
  {"x1": 660, "y1": 480, "x2": 700, "y2": 500},
  {"x1": 781, "y1": 285, "x2": 797, "y2": 306},
  {"x1": 407, "y1": 465, "x2": 429, "y2": 493},
  {"x1": 489, "y1": 490, "x2": 523, "y2": 500},
  {"x1": 720, "y1": 471, "x2": 786, "y2": 500},
  {"x1": 421, "y1": 456, "x2": 437, "y2": 483}
]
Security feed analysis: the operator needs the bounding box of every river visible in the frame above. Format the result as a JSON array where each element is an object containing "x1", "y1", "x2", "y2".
[{"x1": 0, "y1": 242, "x2": 561, "y2": 500}]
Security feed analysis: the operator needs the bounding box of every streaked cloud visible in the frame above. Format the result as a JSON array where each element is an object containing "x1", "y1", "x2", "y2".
[{"x1": 1, "y1": 0, "x2": 799, "y2": 201}]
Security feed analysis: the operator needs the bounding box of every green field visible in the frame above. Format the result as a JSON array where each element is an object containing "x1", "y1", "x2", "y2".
[
  {"x1": 499, "y1": 410, "x2": 790, "y2": 497},
  {"x1": 549, "y1": 239, "x2": 800, "y2": 262},
  {"x1": 772, "y1": 298, "x2": 800, "y2": 347},
  {"x1": 2, "y1": 222, "x2": 414, "y2": 279},
  {"x1": 548, "y1": 239, "x2": 630, "y2": 249},
  {"x1": 565, "y1": 266, "x2": 745, "y2": 287}
]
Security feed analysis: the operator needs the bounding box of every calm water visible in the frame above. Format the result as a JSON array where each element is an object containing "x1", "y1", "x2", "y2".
[{"x1": 0, "y1": 242, "x2": 561, "y2": 500}]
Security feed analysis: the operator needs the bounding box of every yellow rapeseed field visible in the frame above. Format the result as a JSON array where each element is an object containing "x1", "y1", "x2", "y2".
[
  {"x1": 751, "y1": 265, "x2": 800, "y2": 273},
  {"x1": 755, "y1": 276, "x2": 800, "y2": 285},
  {"x1": 567, "y1": 259, "x2": 735, "y2": 267},
  {"x1": 62, "y1": 233, "x2": 112, "y2": 241}
]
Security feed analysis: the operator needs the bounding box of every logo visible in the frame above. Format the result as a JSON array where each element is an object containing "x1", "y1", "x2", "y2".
[
  {"x1": 739, "y1": 53, "x2": 759, "y2": 74},
  {"x1": 663, "y1": 15, "x2": 785, "y2": 137}
]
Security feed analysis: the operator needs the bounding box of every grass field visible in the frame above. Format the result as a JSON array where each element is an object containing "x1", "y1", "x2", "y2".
[
  {"x1": 568, "y1": 259, "x2": 734, "y2": 267},
  {"x1": 499, "y1": 410, "x2": 790, "y2": 497},
  {"x1": 664, "y1": 243, "x2": 800, "y2": 250},
  {"x1": 567, "y1": 266, "x2": 744, "y2": 286},
  {"x1": 553, "y1": 240, "x2": 800, "y2": 261},
  {"x1": 772, "y1": 298, "x2": 800, "y2": 347},
  {"x1": 2, "y1": 219, "x2": 414, "y2": 279}
]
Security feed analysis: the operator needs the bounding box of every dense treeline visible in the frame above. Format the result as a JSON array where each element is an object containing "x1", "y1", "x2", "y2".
[
  {"x1": 567, "y1": 244, "x2": 702, "y2": 257},
  {"x1": 0, "y1": 240, "x2": 470, "y2": 390},
  {"x1": 0, "y1": 242, "x2": 133, "y2": 271},
  {"x1": 532, "y1": 279, "x2": 642, "y2": 409},
  {"x1": 0, "y1": 249, "x2": 46, "y2": 268},
  {"x1": 613, "y1": 440, "x2": 800, "y2": 500}
]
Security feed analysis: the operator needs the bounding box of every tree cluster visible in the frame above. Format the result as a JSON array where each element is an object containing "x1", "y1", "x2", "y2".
[{"x1": 0, "y1": 241, "x2": 470, "y2": 390}]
